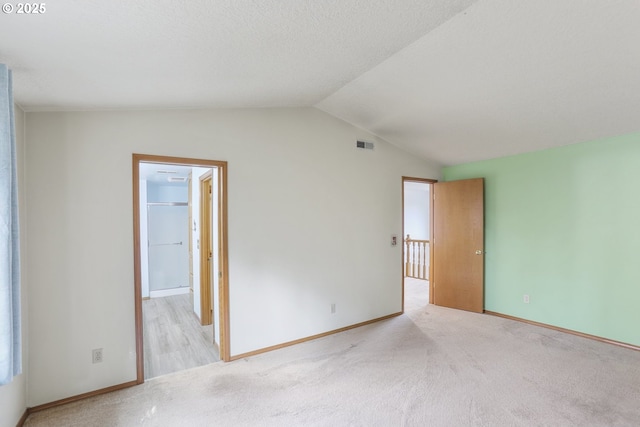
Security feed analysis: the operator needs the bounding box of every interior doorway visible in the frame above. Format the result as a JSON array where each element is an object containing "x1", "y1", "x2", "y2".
[
  {"x1": 133, "y1": 154, "x2": 230, "y2": 384},
  {"x1": 402, "y1": 177, "x2": 436, "y2": 312}
]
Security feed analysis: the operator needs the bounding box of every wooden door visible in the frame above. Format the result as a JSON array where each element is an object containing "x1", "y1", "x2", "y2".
[
  {"x1": 433, "y1": 178, "x2": 484, "y2": 313},
  {"x1": 199, "y1": 172, "x2": 213, "y2": 325}
]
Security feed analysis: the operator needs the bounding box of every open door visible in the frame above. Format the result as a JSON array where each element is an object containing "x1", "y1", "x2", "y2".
[
  {"x1": 199, "y1": 171, "x2": 213, "y2": 326},
  {"x1": 432, "y1": 178, "x2": 484, "y2": 313}
]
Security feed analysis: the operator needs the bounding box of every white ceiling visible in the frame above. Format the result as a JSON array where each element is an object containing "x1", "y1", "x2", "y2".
[
  {"x1": 2, "y1": 0, "x2": 639, "y2": 165},
  {"x1": 317, "y1": 0, "x2": 640, "y2": 165}
]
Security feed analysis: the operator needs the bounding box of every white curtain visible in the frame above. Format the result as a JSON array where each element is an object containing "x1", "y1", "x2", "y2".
[{"x1": 0, "y1": 64, "x2": 21, "y2": 385}]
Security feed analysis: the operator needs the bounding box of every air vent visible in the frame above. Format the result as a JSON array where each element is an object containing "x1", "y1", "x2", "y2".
[
  {"x1": 167, "y1": 176, "x2": 187, "y2": 183},
  {"x1": 356, "y1": 140, "x2": 374, "y2": 150}
]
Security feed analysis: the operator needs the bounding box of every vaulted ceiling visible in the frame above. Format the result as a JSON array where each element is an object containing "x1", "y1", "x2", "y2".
[{"x1": 2, "y1": 0, "x2": 638, "y2": 165}]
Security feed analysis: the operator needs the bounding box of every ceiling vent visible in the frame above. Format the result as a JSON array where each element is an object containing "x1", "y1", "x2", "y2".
[
  {"x1": 356, "y1": 140, "x2": 374, "y2": 150},
  {"x1": 167, "y1": 176, "x2": 187, "y2": 183}
]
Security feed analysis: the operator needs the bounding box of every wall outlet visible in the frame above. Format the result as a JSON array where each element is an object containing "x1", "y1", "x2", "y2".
[
  {"x1": 523, "y1": 294, "x2": 530, "y2": 304},
  {"x1": 331, "y1": 303, "x2": 336, "y2": 314},
  {"x1": 92, "y1": 348, "x2": 103, "y2": 364}
]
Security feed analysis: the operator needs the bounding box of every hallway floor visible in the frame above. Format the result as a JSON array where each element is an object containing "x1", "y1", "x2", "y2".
[
  {"x1": 143, "y1": 293, "x2": 219, "y2": 379},
  {"x1": 404, "y1": 277, "x2": 429, "y2": 312},
  {"x1": 404, "y1": 277, "x2": 429, "y2": 311}
]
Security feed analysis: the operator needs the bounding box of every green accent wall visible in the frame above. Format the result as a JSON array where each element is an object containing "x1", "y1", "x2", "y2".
[{"x1": 443, "y1": 133, "x2": 640, "y2": 346}]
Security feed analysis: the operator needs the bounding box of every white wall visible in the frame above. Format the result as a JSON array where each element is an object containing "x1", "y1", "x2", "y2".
[
  {"x1": 0, "y1": 105, "x2": 28, "y2": 427},
  {"x1": 404, "y1": 181, "x2": 430, "y2": 240},
  {"x1": 24, "y1": 107, "x2": 441, "y2": 406}
]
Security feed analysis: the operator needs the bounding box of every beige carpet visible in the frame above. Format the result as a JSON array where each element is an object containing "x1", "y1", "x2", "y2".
[
  {"x1": 404, "y1": 277, "x2": 429, "y2": 311},
  {"x1": 25, "y1": 291, "x2": 640, "y2": 426}
]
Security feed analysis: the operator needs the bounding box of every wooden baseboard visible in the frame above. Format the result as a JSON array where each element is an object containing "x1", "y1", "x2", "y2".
[
  {"x1": 15, "y1": 408, "x2": 29, "y2": 427},
  {"x1": 27, "y1": 380, "x2": 138, "y2": 414},
  {"x1": 484, "y1": 311, "x2": 640, "y2": 352},
  {"x1": 230, "y1": 312, "x2": 403, "y2": 361}
]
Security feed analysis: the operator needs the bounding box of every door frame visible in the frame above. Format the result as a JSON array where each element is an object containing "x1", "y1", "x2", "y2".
[
  {"x1": 199, "y1": 170, "x2": 213, "y2": 326},
  {"x1": 401, "y1": 177, "x2": 437, "y2": 311},
  {"x1": 132, "y1": 153, "x2": 230, "y2": 384}
]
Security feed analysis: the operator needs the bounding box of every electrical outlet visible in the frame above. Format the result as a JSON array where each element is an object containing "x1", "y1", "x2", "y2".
[
  {"x1": 523, "y1": 294, "x2": 530, "y2": 304},
  {"x1": 92, "y1": 348, "x2": 103, "y2": 364},
  {"x1": 331, "y1": 303, "x2": 336, "y2": 314}
]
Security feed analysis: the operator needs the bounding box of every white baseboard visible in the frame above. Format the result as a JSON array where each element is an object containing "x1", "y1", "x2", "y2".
[{"x1": 150, "y1": 287, "x2": 190, "y2": 298}]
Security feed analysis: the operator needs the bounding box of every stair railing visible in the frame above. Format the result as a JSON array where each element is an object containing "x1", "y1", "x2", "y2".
[{"x1": 404, "y1": 234, "x2": 429, "y2": 280}]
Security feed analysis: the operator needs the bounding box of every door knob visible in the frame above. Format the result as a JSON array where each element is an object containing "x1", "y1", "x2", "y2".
[{"x1": 475, "y1": 250, "x2": 483, "y2": 255}]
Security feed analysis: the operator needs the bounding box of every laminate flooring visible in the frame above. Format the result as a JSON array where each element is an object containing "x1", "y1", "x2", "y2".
[{"x1": 143, "y1": 293, "x2": 219, "y2": 379}]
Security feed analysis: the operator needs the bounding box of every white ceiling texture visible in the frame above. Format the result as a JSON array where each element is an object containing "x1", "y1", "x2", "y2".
[{"x1": 1, "y1": 0, "x2": 639, "y2": 165}]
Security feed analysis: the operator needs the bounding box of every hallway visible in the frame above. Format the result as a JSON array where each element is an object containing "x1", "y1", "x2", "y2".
[
  {"x1": 404, "y1": 277, "x2": 429, "y2": 312},
  {"x1": 143, "y1": 294, "x2": 219, "y2": 379}
]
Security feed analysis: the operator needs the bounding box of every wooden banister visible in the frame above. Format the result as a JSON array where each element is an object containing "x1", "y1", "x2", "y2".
[{"x1": 404, "y1": 234, "x2": 429, "y2": 280}]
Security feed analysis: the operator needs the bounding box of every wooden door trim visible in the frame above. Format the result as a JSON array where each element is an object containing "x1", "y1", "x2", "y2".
[
  {"x1": 401, "y1": 177, "x2": 437, "y2": 312},
  {"x1": 199, "y1": 171, "x2": 213, "y2": 326},
  {"x1": 217, "y1": 164, "x2": 230, "y2": 362},
  {"x1": 132, "y1": 153, "x2": 230, "y2": 384}
]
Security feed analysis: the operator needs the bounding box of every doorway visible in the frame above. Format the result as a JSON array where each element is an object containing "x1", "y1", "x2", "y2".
[
  {"x1": 403, "y1": 177, "x2": 485, "y2": 314},
  {"x1": 402, "y1": 177, "x2": 436, "y2": 312},
  {"x1": 133, "y1": 154, "x2": 230, "y2": 384}
]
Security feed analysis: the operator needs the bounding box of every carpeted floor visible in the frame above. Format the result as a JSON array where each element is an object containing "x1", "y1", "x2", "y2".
[
  {"x1": 404, "y1": 277, "x2": 429, "y2": 311},
  {"x1": 25, "y1": 287, "x2": 640, "y2": 426}
]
